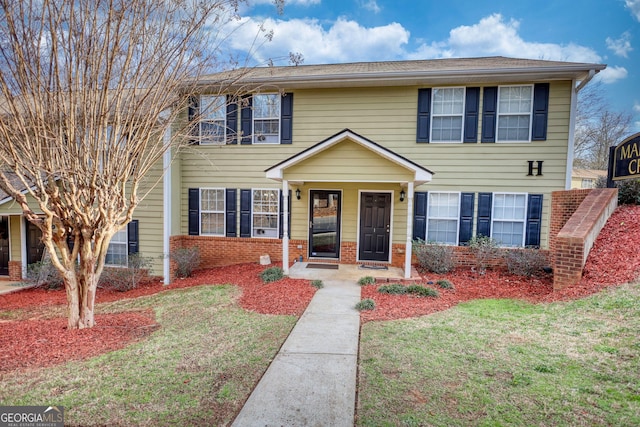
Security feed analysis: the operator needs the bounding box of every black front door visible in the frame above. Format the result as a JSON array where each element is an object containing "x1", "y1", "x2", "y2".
[
  {"x1": 26, "y1": 220, "x2": 45, "y2": 265},
  {"x1": 0, "y1": 216, "x2": 9, "y2": 275},
  {"x1": 309, "y1": 190, "x2": 341, "y2": 258},
  {"x1": 359, "y1": 192, "x2": 391, "y2": 262}
]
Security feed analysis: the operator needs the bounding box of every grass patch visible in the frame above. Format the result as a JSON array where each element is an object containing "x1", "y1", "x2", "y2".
[
  {"x1": 358, "y1": 276, "x2": 375, "y2": 286},
  {"x1": 358, "y1": 281, "x2": 640, "y2": 426},
  {"x1": 310, "y1": 279, "x2": 324, "y2": 289},
  {"x1": 0, "y1": 285, "x2": 297, "y2": 426}
]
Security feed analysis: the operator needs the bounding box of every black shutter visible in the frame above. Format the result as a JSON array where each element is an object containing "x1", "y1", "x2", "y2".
[
  {"x1": 281, "y1": 93, "x2": 293, "y2": 144},
  {"x1": 481, "y1": 87, "x2": 498, "y2": 143},
  {"x1": 240, "y1": 189, "x2": 252, "y2": 237},
  {"x1": 278, "y1": 190, "x2": 291, "y2": 238},
  {"x1": 525, "y1": 194, "x2": 543, "y2": 247},
  {"x1": 188, "y1": 188, "x2": 200, "y2": 236},
  {"x1": 416, "y1": 89, "x2": 431, "y2": 143},
  {"x1": 413, "y1": 191, "x2": 428, "y2": 240},
  {"x1": 226, "y1": 98, "x2": 238, "y2": 145},
  {"x1": 188, "y1": 96, "x2": 199, "y2": 145},
  {"x1": 127, "y1": 220, "x2": 139, "y2": 255},
  {"x1": 531, "y1": 83, "x2": 549, "y2": 141},
  {"x1": 240, "y1": 95, "x2": 252, "y2": 145},
  {"x1": 476, "y1": 192, "x2": 492, "y2": 237},
  {"x1": 226, "y1": 188, "x2": 237, "y2": 237},
  {"x1": 464, "y1": 88, "x2": 480, "y2": 143},
  {"x1": 458, "y1": 193, "x2": 475, "y2": 245}
]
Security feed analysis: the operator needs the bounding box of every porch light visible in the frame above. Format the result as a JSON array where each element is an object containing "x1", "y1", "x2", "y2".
[
  {"x1": 400, "y1": 189, "x2": 405, "y2": 202},
  {"x1": 296, "y1": 188, "x2": 301, "y2": 200}
]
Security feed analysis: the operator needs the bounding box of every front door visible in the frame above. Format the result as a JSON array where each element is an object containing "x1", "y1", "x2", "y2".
[
  {"x1": 309, "y1": 190, "x2": 341, "y2": 258},
  {"x1": 0, "y1": 216, "x2": 9, "y2": 275},
  {"x1": 26, "y1": 220, "x2": 45, "y2": 265},
  {"x1": 359, "y1": 192, "x2": 391, "y2": 262}
]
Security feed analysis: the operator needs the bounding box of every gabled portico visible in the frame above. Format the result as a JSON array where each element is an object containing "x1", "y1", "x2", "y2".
[{"x1": 265, "y1": 129, "x2": 433, "y2": 279}]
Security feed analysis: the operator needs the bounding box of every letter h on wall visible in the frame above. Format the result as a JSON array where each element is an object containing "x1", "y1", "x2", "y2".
[{"x1": 527, "y1": 160, "x2": 543, "y2": 176}]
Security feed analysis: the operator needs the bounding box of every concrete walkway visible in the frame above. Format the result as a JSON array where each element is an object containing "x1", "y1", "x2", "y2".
[{"x1": 231, "y1": 277, "x2": 361, "y2": 427}]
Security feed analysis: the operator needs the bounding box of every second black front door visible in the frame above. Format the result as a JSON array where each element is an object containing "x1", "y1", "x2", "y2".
[
  {"x1": 309, "y1": 190, "x2": 341, "y2": 258},
  {"x1": 359, "y1": 192, "x2": 391, "y2": 262}
]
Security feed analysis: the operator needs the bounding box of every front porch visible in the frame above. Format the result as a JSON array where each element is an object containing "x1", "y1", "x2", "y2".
[{"x1": 288, "y1": 261, "x2": 422, "y2": 283}]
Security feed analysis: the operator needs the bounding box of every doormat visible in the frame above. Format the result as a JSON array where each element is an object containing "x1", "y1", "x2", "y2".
[
  {"x1": 306, "y1": 263, "x2": 339, "y2": 270},
  {"x1": 359, "y1": 264, "x2": 388, "y2": 270}
]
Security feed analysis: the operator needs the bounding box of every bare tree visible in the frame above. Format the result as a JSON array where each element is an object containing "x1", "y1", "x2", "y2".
[
  {"x1": 574, "y1": 82, "x2": 632, "y2": 169},
  {"x1": 0, "y1": 0, "x2": 246, "y2": 329}
]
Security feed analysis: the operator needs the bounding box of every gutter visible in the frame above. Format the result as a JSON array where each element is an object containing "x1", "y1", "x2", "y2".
[{"x1": 575, "y1": 69, "x2": 597, "y2": 92}]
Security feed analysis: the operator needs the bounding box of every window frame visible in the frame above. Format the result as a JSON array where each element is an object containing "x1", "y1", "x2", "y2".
[
  {"x1": 252, "y1": 93, "x2": 281, "y2": 145},
  {"x1": 105, "y1": 228, "x2": 128, "y2": 267},
  {"x1": 490, "y1": 192, "x2": 528, "y2": 247},
  {"x1": 199, "y1": 188, "x2": 226, "y2": 236},
  {"x1": 251, "y1": 188, "x2": 280, "y2": 238},
  {"x1": 425, "y1": 191, "x2": 461, "y2": 245},
  {"x1": 496, "y1": 84, "x2": 534, "y2": 143},
  {"x1": 430, "y1": 87, "x2": 466, "y2": 143},
  {"x1": 199, "y1": 94, "x2": 227, "y2": 145}
]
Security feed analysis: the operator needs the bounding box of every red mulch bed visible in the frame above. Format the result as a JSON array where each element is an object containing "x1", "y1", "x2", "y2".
[{"x1": 1, "y1": 205, "x2": 639, "y2": 372}]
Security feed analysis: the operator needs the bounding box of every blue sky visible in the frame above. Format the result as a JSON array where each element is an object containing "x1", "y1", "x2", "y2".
[{"x1": 226, "y1": 0, "x2": 640, "y2": 132}]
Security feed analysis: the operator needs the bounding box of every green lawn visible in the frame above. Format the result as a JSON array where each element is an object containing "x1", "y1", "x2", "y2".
[
  {"x1": 0, "y1": 285, "x2": 296, "y2": 426},
  {"x1": 357, "y1": 282, "x2": 640, "y2": 426}
]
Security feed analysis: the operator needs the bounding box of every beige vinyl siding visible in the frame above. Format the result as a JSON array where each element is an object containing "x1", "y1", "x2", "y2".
[
  {"x1": 9, "y1": 215, "x2": 21, "y2": 261},
  {"x1": 134, "y1": 163, "x2": 165, "y2": 275}
]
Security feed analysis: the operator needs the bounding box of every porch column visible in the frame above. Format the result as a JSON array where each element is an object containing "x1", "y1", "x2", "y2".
[
  {"x1": 282, "y1": 179, "x2": 290, "y2": 275},
  {"x1": 404, "y1": 182, "x2": 414, "y2": 279},
  {"x1": 162, "y1": 124, "x2": 172, "y2": 284}
]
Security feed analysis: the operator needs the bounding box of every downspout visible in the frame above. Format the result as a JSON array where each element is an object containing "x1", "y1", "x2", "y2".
[{"x1": 566, "y1": 79, "x2": 579, "y2": 189}]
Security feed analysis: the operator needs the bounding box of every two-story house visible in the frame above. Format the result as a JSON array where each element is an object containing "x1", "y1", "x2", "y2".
[{"x1": 0, "y1": 56, "x2": 605, "y2": 282}]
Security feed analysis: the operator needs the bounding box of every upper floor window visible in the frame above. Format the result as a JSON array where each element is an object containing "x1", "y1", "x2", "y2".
[
  {"x1": 253, "y1": 94, "x2": 281, "y2": 144},
  {"x1": 106, "y1": 228, "x2": 128, "y2": 267},
  {"x1": 492, "y1": 193, "x2": 527, "y2": 247},
  {"x1": 200, "y1": 188, "x2": 225, "y2": 235},
  {"x1": 426, "y1": 192, "x2": 460, "y2": 244},
  {"x1": 431, "y1": 88, "x2": 465, "y2": 143},
  {"x1": 497, "y1": 85, "x2": 533, "y2": 142},
  {"x1": 252, "y1": 189, "x2": 279, "y2": 238},
  {"x1": 200, "y1": 95, "x2": 226, "y2": 145}
]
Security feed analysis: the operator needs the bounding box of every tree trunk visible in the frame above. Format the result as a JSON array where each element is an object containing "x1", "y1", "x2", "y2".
[{"x1": 64, "y1": 248, "x2": 99, "y2": 329}]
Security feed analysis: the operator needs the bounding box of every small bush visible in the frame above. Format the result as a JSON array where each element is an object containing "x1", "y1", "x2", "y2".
[
  {"x1": 99, "y1": 253, "x2": 151, "y2": 292},
  {"x1": 25, "y1": 260, "x2": 64, "y2": 289},
  {"x1": 406, "y1": 285, "x2": 439, "y2": 298},
  {"x1": 505, "y1": 248, "x2": 547, "y2": 277},
  {"x1": 378, "y1": 283, "x2": 407, "y2": 294},
  {"x1": 260, "y1": 266, "x2": 284, "y2": 283},
  {"x1": 355, "y1": 299, "x2": 375, "y2": 311},
  {"x1": 358, "y1": 276, "x2": 375, "y2": 286},
  {"x1": 170, "y1": 247, "x2": 201, "y2": 278},
  {"x1": 311, "y1": 279, "x2": 324, "y2": 289},
  {"x1": 616, "y1": 179, "x2": 640, "y2": 205},
  {"x1": 436, "y1": 279, "x2": 454, "y2": 290},
  {"x1": 468, "y1": 235, "x2": 500, "y2": 274},
  {"x1": 412, "y1": 239, "x2": 454, "y2": 274}
]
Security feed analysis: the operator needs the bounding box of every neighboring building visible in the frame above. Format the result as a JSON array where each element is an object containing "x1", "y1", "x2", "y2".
[
  {"x1": 571, "y1": 168, "x2": 607, "y2": 189},
  {"x1": 0, "y1": 56, "x2": 605, "y2": 281}
]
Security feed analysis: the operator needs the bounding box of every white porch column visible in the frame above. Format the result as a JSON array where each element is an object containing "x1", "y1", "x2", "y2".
[
  {"x1": 404, "y1": 182, "x2": 414, "y2": 279},
  {"x1": 162, "y1": 125, "x2": 172, "y2": 285},
  {"x1": 282, "y1": 180, "x2": 290, "y2": 275}
]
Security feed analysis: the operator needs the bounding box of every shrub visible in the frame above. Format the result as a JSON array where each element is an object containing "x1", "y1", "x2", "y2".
[
  {"x1": 99, "y1": 253, "x2": 151, "y2": 292},
  {"x1": 260, "y1": 266, "x2": 284, "y2": 283},
  {"x1": 358, "y1": 276, "x2": 375, "y2": 286},
  {"x1": 616, "y1": 179, "x2": 640, "y2": 205},
  {"x1": 355, "y1": 298, "x2": 375, "y2": 311},
  {"x1": 505, "y1": 247, "x2": 548, "y2": 277},
  {"x1": 436, "y1": 279, "x2": 454, "y2": 290},
  {"x1": 25, "y1": 260, "x2": 64, "y2": 289},
  {"x1": 468, "y1": 235, "x2": 500, "y2": 274},
  {"x1": 412, "y1": 239, "x2": 454, "y2": 274},
  {"x1": 311, "y1": 279, "x2": 324, "y2": 289},
  {"x1": 378, "y1": 283, "x2": 407, "y2": 294},
  {"x1": 406, "y1": 285, "x2": 439, "y2": 298},
  {"x1": 170, "y1": 247, "x2": 201, "y2": 278}
]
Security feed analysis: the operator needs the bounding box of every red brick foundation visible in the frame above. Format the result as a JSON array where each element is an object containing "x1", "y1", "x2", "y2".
[
  {"x1": 549, "y1": 189, "x2": 591, "y2": 259},
  {"x1": 8, "y1": 261, "x2": 22, "y2": 281}
]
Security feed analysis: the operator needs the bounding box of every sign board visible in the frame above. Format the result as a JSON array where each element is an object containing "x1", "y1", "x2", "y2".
[{"x1": 610, "y1": 132, "x2": 640, "y2": 182}]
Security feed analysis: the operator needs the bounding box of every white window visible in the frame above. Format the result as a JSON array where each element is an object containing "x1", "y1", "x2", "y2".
[
  {"x1": 426, "y1": 192, "x2": 460, "y2": 245},
  {"x1": 431, "y1": 87, "x2": 465, "y2": 143},
  {"x1": 200, "y1": 188, "x2": 225, "y2": 235},
  {"x1": 200, "y1": 95, "x2": 226, "y2": 145},
  {"x1": 497, "y1": 85, "x2": 533, "y2": 142},
  {"x1": 492, "y1": 193, "x2": 527, "y2": 247},
  {"x1": 252, "y1": 189, "x2": 279, "y2": 238},
  {"x1": 581, "y1": 178, "x2": 594, "y2": 189},
  {"x1": 253, "y1": 94, "x2": 280, "y2": 144},
  {"x1": 105, "y1": 229, "x2": 128, "y2": 267}
]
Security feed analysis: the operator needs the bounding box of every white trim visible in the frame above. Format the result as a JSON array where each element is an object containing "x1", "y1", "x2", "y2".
[
  {"x1": 496, "y1": 84, "x2": 534, "y2": 143},
  {"x1": 282, "y1": 180, "x2": 290, "y2": 274},
  {"x1": 307, "y1": 188, "x2": 343, "y2": 260},
  {"x1": 356, "y1": 190, "x2": 394, "y2": 264},
  {"x1": 566, "y1": 79, "x2": 578, "y2": 189},
  {"x1": 251, "y1": 188, "x2": 280, "y2": 239},
  {"x1": 199, "y1": 188, "x2": 226, "y2": 236},
  {"x1": 490, "y1": 192, "x2": 528, "y2": 247},
  {"x1": 162, "y1": 125, "x2": 172, "y2": 284},
  {"x1": 425, "y1": 191, "x2": 461, "y2": 245},
  {"x1": 252, "y1": 93, "x2": 281, "y2": 145},
  {"x1": 430, "y1": 86, "x2": 466, "y2": 143},
  {"x1": 199, "y1": 94, "x2": 227, "y2": 145},
  {"x1": 404, "y1": 183, "x2": 414, "y2": 279},
  {"x1": 20, "y1": 216, "x2": 27, "y2": 277}
]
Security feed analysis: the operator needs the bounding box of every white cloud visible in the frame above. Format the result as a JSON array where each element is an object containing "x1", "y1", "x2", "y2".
[
  {"x1": 361, "y1": 0, "x2": 381, "y2": 14},
  {"x1": 626, "y1": 0, "x2": 640, "y2": 21},
  {"x1": 598, "y1": 65, "x2": 628, "y2": 84},
  {"x1": 606, "y1": 32, "x2": 633, "y2": 58},
  {"x1": 634, "y1": 101, "x2": 640, "y2": 113}
]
